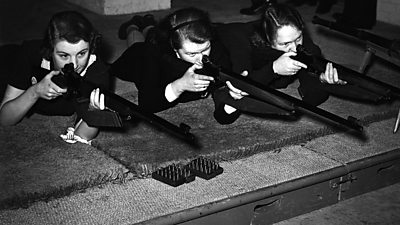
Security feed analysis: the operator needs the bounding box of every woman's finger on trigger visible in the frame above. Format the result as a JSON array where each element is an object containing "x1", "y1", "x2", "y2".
[{"x1": 100, "y1": 93, "x2": 105, "y2": 110}]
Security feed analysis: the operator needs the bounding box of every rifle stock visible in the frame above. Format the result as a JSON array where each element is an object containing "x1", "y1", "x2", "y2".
[
  {"x1": 293, "y1": 45, "x2": 400, "y2": 101},
  {"x1": 201, "y1": 56, "x2": 363, "y2": 132},
  {"x1": 48, "y1": 64, "x2": 197, "y2": 144}
]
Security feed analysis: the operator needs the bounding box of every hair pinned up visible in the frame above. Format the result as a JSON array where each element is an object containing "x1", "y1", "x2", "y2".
[
  {"x1": 159, "y1": 7, "x2": 213, "y2": 50},
  {"x1": 170, "y1": 19, "x2": 204, "y2": 32},
  {"x1": 261, "y1": 3, "x2": 304, "y2": 45}
]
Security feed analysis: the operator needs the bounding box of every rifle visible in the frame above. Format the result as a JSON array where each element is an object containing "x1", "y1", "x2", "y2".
[
  {"x1": 48, "y1": 63, "x2": 196, "y2": 144},
  {"x1": 200, "y1": 55, "x2": 363, "y2": 132},
  {"x1": 292, "y1": 44, "x2": 400, "y2": 102},
  {"x1": 312, "y1": 16, "x2": 400, "y2": 72}
]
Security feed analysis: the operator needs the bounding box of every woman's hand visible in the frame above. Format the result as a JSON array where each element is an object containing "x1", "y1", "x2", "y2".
[
  {"x1": 226, "y1": 71, "x2": 249, "y2": 100},
  {"x1": 72, "y1": 88, "x2": 104, "y2": 144},
  {"x1": 34, "y1": 71, "x2": 67, "y2": 100},
  {"x1": 171, "y1": 64, "x2": 215, "y2": 96},
  {"x1": 273, "y1": 51, "x2": 307, "y2": 76},
  {"x1": 89, "y1": 88, "x2": 105, "y2": 110},
  {"x1": 319, "y1": 62, "x2": 347, "y2": 85}
]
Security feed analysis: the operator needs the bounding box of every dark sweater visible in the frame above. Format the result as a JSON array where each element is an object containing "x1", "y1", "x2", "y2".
[{"x1": 6, "y1": 40, "x2": 110, "y2": 116}]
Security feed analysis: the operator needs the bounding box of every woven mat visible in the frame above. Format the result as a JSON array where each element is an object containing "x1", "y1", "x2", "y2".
[{"x1": 0, "y1": 115, "x2": 127, "y2": 210}]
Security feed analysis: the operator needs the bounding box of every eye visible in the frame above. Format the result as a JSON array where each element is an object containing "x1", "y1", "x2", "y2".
[
  {"x1": 77, "y1": 50, "x2": 88, "y2": 58},
  {"x1": 202, "y1": 45, "x2": 211, "y2": 53},
  {"x1": 59, "y1": 54, "x2": 69, "y2": 59},
  {"x1": 295, "y1": 36, "x2": 302, "y2": 44}
]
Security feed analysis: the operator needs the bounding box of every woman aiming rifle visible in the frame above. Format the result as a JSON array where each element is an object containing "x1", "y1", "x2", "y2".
[
  {"x1": 0, "y1": 11, "x2": 110, "y2": 144},
  {"x1": 212, "y1": 3, "x2": 378, "y2": 124},
  {"x1": 112, "y1": 7, "x2": 233, "y2": 113}
]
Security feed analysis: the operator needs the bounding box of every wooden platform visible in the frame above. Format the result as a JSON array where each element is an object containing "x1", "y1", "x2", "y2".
[{"x1": 1, "y1": 119, "x2": 399, "y2": 225}]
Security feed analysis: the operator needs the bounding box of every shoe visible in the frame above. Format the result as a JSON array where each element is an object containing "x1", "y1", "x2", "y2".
[
  {"x1": 144, "y1": 26, "x2": 158, "y2": 45},
  {"x1": 142, "y1": 14, "x2": 157, "y2": 30},
  {"x1": 118, "y1": 15, "x2": 144, "y2": 40}
]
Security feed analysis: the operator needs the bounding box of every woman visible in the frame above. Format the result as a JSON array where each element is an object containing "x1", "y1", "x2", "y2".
[
  {"x1": 251, "y1": 3, "x2": 346, "y2": 104},
  {"x1": 0, "y1": 11, "x2": 110, "y2": 144},
  {"x1": 111, "y1": 7, "x2": 231, "y2": 113},
  {"x1": 213, "y1": 3, "x2": 351, "y2": 124}
]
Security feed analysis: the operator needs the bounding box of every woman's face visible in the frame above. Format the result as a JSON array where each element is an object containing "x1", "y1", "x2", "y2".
[
  {"x1": 271, "y1": 25, "x2": 303, "y2": 53},
  {"x1": 52, "y1": 39, "x2": 90, "y2": 74},
  {"x1": 176, "y1": 39, "x2": 211, "y2": 67}
]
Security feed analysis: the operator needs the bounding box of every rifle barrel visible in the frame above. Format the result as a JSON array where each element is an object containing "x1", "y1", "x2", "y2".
[
  {"x1": 215, "y1": 65, "x2": 363, "y2": 132},
  {"x1": 86, "y1": 82, "x2": 197, "y2": 144},
  {"x1": 219, "y1": 68, "x2": 296, "y2": 113},
  {"x1": 296, "y1": 44, "x2": 400, "y2": 100},
  {"x1": 312, "y1": 16, "x2": 394, "y2": 50}
]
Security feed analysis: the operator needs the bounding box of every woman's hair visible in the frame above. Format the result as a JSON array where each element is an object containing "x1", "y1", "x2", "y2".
[
  {"x1": 252, "y1": 3, "x2": 304, "y2": 47},
  {"x1": 40, "y1": 11, "x2": 101, "y2": 60},
  {"x1": 159, "y1": 7, "x2": 213, "y2": 50}
]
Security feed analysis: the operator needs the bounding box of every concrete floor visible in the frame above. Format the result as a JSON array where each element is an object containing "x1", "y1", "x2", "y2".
[{"x1": 1, "y1": 0, "x2": 400, "y2": 224}]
